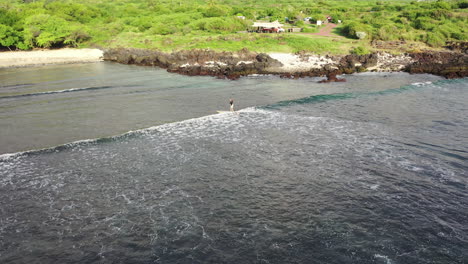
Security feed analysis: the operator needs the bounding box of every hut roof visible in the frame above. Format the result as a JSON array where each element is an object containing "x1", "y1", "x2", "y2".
[{"x1": 252, "y1": 20, "x2": 284, "y2": 28}]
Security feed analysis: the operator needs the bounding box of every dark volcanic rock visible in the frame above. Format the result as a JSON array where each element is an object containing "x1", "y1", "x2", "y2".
[
  {"x1": 318, "y1": 71, "x2": 346, "y2": 83},
  {"x1": 406, "y1": 52, "x2": 468, "y2": 79},
  {"x1": 256, "y1": 53, "x2": 283, "y2": 67},
  {"x1": 103, "y1": 48, "x2": 276, "y2": 79},
  {"x1": 445, "y1": 41, "x2": 468, "y2": 54},
  {"x1": 104, "y1": 48, "x2": 468, "y2": 80},
  {"x1": 339, "y1": 54, "x2": 378, "y2": 69}
]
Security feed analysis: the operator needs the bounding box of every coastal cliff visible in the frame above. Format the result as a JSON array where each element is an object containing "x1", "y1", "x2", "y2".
[{"x1": 103, "y1": 48, "x2": 468, "y2": 80}]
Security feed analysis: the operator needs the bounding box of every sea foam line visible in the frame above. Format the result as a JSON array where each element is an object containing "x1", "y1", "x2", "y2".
[
  {"x1": 0, "y1": 107, "x2": 259, "y2": 161},
  {"x1": 0, "y1": 86, "x2": 115, "y2": 99}
]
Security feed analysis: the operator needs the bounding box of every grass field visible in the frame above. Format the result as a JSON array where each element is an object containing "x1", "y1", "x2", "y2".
[{"x1": 104, "y1": 30, "x2": 361, "y2": 55}]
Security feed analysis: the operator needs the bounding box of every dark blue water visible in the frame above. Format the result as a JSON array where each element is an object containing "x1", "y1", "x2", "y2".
[{"x1": 0, "y1": 63, "x2": 467, "y2": 263}]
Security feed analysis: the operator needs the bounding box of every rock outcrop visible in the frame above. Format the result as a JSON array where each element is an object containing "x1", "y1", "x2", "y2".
[
  {"x1": 104, "y1": 48, "x2": 281, "y2": 79},
  {"x1": 406, "y1": 51, "x2": 468, "y2": 79},
  {"x1": 103, "y1": 48, "x2": 468, "y2": 80}
]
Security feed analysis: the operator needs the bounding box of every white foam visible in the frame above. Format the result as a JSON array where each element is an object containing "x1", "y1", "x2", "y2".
[
  {"x1": 0, "y1": 153, "x2": 21, "y2": 161},
  {"x1": 411, "y1": 81, "x2": 432, "y2": 86},
  {"x1": 374, "y1": 254, "x2": 394, "y2": 264}
]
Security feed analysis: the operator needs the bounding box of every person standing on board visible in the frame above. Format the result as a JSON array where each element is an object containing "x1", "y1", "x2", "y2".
[{"x1": 230, "y1": 98, "x2": 235, "y2": 112}]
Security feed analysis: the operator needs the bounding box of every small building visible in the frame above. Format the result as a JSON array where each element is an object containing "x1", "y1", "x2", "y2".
[
  {"x1": 251, "y1": 20, "x2": 285, "y2": 33},
  {"x1": 287, "y1": 27, "x2": 302, "y2": 33}
]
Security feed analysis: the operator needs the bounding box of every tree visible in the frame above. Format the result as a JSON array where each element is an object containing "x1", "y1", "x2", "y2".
[
  {"x1": 0, "y1": 24, "x2": 20, "y2": 50},
  {"x1": 23, "y1": 14, "x2": 72, "y2": 48}
]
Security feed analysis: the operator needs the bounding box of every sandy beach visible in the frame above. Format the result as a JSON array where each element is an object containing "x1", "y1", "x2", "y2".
[{"x1": 0, "y1": 48, "x2": 104, "y2": 68}]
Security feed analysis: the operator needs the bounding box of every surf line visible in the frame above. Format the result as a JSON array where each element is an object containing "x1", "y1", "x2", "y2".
[{"x1": 0, "y1": 107, "x2": 254, "y2": 160}]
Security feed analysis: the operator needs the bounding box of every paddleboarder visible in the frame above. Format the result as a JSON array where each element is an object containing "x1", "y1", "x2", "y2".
[{"x1": 230, "y1": 98, "x2": 234, "y2": 112}]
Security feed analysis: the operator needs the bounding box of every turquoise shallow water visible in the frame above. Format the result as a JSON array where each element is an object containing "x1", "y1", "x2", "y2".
[{"x1": 0, "y1": 63, "x2": 467, "y2": 263}]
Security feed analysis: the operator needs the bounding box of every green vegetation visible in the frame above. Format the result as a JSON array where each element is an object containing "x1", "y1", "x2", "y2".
[
  {"x1": 0, "y1": 0, "x2": 467, "y2": 54},
  {"x1": 351, "y1": 46, "x2": 371, "y2": 55}
]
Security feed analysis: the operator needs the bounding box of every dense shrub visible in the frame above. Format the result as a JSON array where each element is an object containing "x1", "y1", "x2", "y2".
[
  {"x1": 425, "y1": 32, "x2": 445, "y2": 47},
  {"x1": 437, "y1": 23, "x2": 458, "y2": 38},
  {"x1": 192, "y1": 17, "x2": 246, "y2": 33},
  {"x1": 433, "y1": 1, "x2": 451, "y2": 10},
  {"x1": 45, "y1": 2, "x2": 100, "y2": 23},
  {"x1": 23, "y1": 14, "x2": 73, "y2": 48},
  {"x1": 0, "y1": 9, "x2": 21, "y2": 28},
  {"x1": 0, "y1": 24, "x2": 20, "y2": 50},
  {"x1": 451, "y1": 32, "x2": 466, "y2": 40},
  {"x1": 413, "y1": 17, "x2": 436, "y2": 30},
  {"x1": 302, "y1": 25, "x2": 318, "y2": 33},
  {"x1": 430, "y1": 9, "x2": 451, "y2": 19},
  {"x1": 149, "y1": 24, "x2": 178, "y2": 35},
  {"x1": 295, "y1": 20, "x2": 305, "y2": 27},
  {"x1": 377, "y1": 25, "x2": 400, "y2": 41},
  {"x1": 351, "y1": 46, "x2": 370, "y2": 55},
  {"x1": 203, "y1": 5, "x2": 229, "y2": 17},
  {"x1": 342, "y1": 21, "x2": 370, "y2": 39},
  {"x1": 459, "y1": 1, "x2": 468, "y2": 8}
]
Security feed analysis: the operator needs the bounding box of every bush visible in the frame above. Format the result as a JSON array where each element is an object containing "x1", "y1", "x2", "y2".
[
  {"x1": 377, "y1": 25, "x2": 400, "y2": 41},
  {"x1": 413, "y1": 17, "x2": 436, "y2": 30},
  {"x1": 436, "y1": 23, "x2": 457, "y2": 38},
  {"x1": 351, "y1": 46, "x2": 370, "y2": 55},
  {"x1": 295, "y1": 20, "x2": 305, "y2": 27},
  {"x1": 425, "y1": 32, "x2": 445, "y2": 47},
  {"x1": 400, "y1": 31, "x2": 419, "y2": 41},
  {"x1": 433, "y1": 1, "x2": 451, "y2": 10},
  {"x1": 149, "y1": 24, "x2": 178, "y2": 35},
  {"x1": 192, "y1": 17, "x2": 246, "y2": 33},
  {"x1": 0, "y1": 24, "x2": 21, "y2": 49},
  {"x1": 23, "y1": 14, "x2": 73, "y2": 48},
  {"x1": 0, "y1": 9, "x2": 21, "y2": 28},
  {"x1": 459, "y1": 2, "x2": 468, "y2": 8},
  {"x1": 45, "y1": 2, "x2": 100, "y2": 24},
  {"x1": 451, "y1": 32, "x2": 467, "y2": 40},
  {"x1": 302, "y1": 26, "x2": 318, "y2": 33},
  {"x1": 64, "y1": 26, "x2": 91, "y2": 47},
  {"x1": 430, "y1": 9, "x2": 451, "y2": 19},
  {"x1": 342, "y1": 21, "x2": 369, "y2": 39},
  {"x1": 203, "y1": 5, "x2": 229, "y2": 17}
]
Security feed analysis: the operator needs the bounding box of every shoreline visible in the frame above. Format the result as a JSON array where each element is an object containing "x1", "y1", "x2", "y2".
[
  {"x1": 103, "y1": 48, "x2": 468, "y2": 80},
  {"x1": 0, "y1": 48, "x2": 104, "y2": 68},
  {"x1": 1, "y1": 48, "x2": 467, "y2": 80}
]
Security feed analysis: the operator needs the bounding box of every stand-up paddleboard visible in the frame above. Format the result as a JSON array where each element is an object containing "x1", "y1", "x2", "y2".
[{"x1": 217, "y1": 111, "x2": 231, "y2": 114}]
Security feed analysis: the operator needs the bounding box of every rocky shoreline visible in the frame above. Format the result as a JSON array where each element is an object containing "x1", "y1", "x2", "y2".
[{"x1": 103, "y1": 48, "x2": 468, "y2": 81}]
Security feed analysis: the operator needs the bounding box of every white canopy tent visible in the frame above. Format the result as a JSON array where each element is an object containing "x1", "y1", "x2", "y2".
[{"x1": 252, "y1": 20, "x2": 284, "y2": 28}]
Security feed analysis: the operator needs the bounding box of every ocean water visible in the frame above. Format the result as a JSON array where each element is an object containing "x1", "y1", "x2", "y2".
[{"x1": 0, "y1": 63, "x2": 467, "y2": 263}]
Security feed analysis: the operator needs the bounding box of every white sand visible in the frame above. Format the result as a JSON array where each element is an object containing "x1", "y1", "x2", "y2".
[
  {"x1": 366, "y1": 52, "x2": 415, "y2": 71},
  {"x1": 267, "y1": 53, "x2": 336, "y2": 72},
  {"x1": 0, "y1": 48, "x2": 104, "y2": 68}
]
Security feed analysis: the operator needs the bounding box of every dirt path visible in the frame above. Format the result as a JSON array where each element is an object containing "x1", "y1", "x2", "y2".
[{"x1": 314, "y1": 23, "x2": 338, "y2": 37}]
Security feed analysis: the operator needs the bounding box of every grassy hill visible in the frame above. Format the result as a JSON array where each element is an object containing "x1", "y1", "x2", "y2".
[{"x1": 1, "y1": 0, "x2": 467, "y2": 54}]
